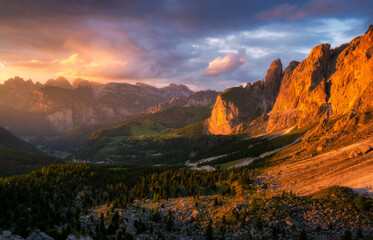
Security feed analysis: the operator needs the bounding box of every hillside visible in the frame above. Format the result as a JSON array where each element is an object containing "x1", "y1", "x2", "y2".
[
  {"x1": 0, "y1": 127, "x2": 60, "y2": 177},
  {"x1": 0, "y1": 126, "x2": 40, "y2": 152}
]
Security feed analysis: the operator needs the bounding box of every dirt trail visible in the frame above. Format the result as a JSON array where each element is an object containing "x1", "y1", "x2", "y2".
[{"x1": 233, "y1": 135, "x2": 304, "y2": 168}]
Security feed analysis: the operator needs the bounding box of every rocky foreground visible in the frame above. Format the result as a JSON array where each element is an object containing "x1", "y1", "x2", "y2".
[
  {"x1": 75, "y1": 184, "x2": 372, "y2": 240},
  {"x1": 0, "y1": 230, "x2": 91, "y2": 240}
]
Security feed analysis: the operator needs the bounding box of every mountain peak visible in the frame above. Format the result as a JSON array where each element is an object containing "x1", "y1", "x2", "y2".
[
  {"x1": 72, "y1": 78, "x2": 100, "y2": 88},
  {"x1": 308, "y1": 44, "x2": 331, "y2": 64},
  {"x1": 161, "y1": 83, "x2": 193, "y2": 98},
  {"x1": 45, "y1": 77, "x2": 73, "y2": 89},
  {"x1": 263, "y1": 58, "x2": 283, "y2": 99}
]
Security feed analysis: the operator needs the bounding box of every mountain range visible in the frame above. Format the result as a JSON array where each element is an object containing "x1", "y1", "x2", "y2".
[{"x1": 0, "y1": 77, "x2": 217, "y2": 134}]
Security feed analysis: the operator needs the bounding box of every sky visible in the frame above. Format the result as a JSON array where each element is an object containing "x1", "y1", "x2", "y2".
[{"x1": 0, "y1": 0, "x2": 372, "y2": 91}]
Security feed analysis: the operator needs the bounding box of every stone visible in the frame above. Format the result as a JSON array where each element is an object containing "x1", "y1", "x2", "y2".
[
  {"x1": 359, "y1": 145, "x2": 372, "y2": 154},
  {"x1": 191, "y1": 210, "x2": 200, "y2": 219},
  {"x1": 2, "y1": 231, "x2": 12, "y2": 238},
  {"x1": 26, "y1": 230, "x2": 54, "y2": 240}
]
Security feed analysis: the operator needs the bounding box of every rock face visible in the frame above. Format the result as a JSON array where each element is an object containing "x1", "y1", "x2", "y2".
[
  {"x1": 147, "y1": 90, "x2": 219, "y2": 113},
  {"x1": 208, "y1": 25, "x2": 373, "y2": 135},
  {"x1": 268, "y1": 26, "x2": 373, "y2": 131},
  {"x1": 0, "y1": 78, "x2": 194, "y2": 133},
  {"x1": 328, "y1": 26, "x2": 373, "y2": 114},
  {"x1": 267, "y1": 44, "x2": 331, "y2": 131},
  {"x1": 208, "y1": 59, "x2": 283, "y2": 135}
]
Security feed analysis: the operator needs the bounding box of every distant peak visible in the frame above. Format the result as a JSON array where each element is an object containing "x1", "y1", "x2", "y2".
[
  {"x1": 45, "y1": 77, "x2": 73, "y2": 89},
  {"x1": 72, "y1": 78, "x2": 100, "y2": 88},
  {"x1": 56, "y1": 76, "x2": 68, "y2": 81},
  {"x1": 5, "y1": 76, "x2": 24, "y2": 83},
  {"x1": 272, "y1": 58, "x2": 282, "y2": 65},
  {"x1": 3, "y1": 76, "x2": 35, "y2": 87}
]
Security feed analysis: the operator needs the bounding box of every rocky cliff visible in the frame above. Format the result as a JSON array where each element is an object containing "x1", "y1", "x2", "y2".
[
  {"x1": 268, "y1": 25, "x2": 373, "y2": 131},
  {"x1": 267, "y1": 44, "x2": 331, "y2": 131},
  {"x1": 208, "y1": 59, "x2": 283, "y2": 135},
  {"x1": 208, "y1": 25, "x2": 373, "y2": 135}
]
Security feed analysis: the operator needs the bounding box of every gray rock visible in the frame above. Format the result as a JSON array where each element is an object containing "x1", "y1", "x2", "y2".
[
  {"x1": 26, "y1": 230, "x2": 54, "y2": 240},
  {"x1": 66, "y1": 235, "x2": 93, "y2": 240},
  {"x1": 9, "y1": 236, "x2": 24, "y2": 240},
  {"x1": 3, "y1": 231, "x2": 12, "y2": 238}
]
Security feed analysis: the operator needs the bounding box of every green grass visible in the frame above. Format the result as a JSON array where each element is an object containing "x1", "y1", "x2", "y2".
[
  {"x1": 216, "y1": 158, "x2": 246, "y2": 169},
  {"x1": 129, "y1": 120, "x2": 169, "y2": 136},
  {"x1": 199, "y1": 124, "x2": 314, "y2": 168},
  {"x1": 108, "y1": 167, "x2": 128, "y2": 171},
  {"x1": 97, "y1": 137, "x2": 123, "y2": 156}
]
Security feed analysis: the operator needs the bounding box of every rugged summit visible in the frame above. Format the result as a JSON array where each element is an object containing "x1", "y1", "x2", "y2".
[
  {"x1": 208, "y1": 25, "x2": 373, "y2": 135},
  {"x1": 208, "y1": 59, "x2": 283, "y2": 134},
  {"x1": 267, "y1": 44, "x2": 331, "y2": 131},
  {"x1": 269, "y1": 26, "x2": 373, "y2": 131}
]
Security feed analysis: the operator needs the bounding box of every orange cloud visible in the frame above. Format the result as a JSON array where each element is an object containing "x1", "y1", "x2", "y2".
[
  {"x1": 4, "y1": 53, "x2": 130, "y2": 82},
  {"x1": 204, "y1": 50, "x2": 246, "y2": 76}
]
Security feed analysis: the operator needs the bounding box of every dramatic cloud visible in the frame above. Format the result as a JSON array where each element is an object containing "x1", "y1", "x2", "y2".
[
  {"x1": 0, "y1": 0, "x2": 372, "y2": 90},
  {"x1": 205, "y1": 50, "x2": 246, "y2": 76},
  {"x1": 258, "y1": 0, "x2": 373, "y2": 21}
]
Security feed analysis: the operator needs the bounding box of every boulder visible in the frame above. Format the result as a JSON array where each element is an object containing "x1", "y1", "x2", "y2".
[
  {"x1": 26, "y1": 230, "x2": 54, "y2": 240},
  {"x1": 191, "y1": 210, "x2": 200, "y2": 219}
]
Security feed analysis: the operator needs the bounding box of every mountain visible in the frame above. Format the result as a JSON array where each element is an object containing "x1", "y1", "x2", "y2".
[
  {"x1": 0, "y1": 78, "x2": 194, "y2": 134},
  {"x1": 44, "y1": 76, "x2": 74, "y2": 89},
  {"x1": 0, "y1": 126, "x2": 60, "y2": 177},
  {"x1": 147, "y1": 90, "x2": 219, "y2": 113},
  {"x1": 0, "y1": 126, "x2": 39, "y2": 152},
  {"x1": 207, "y1": 58, "x2": 283, "y2": 134},
  {"x1": 35, "y1": 105, "x2": 212, "y2": 155},
  {"x1": 208, "y1": 25, "x2": 373, "y2": 135}
]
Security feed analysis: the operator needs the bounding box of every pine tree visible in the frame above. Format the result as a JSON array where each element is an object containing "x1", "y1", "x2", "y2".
[
  {"x1": 166, "y1": 210, "x2": 173, "y2": 231},
  {"x1": 342, "y1": 229, "x2": 352, "y2": 240},
  {"x1": 206, "y1": 219, "x2": 213, "y2": 240},
  {"x1": 254, "y1": 215, "x2": 263, "y2": 230},
  {"x1": 298, "y1": 229, "x2": 308, "y2": 240}
]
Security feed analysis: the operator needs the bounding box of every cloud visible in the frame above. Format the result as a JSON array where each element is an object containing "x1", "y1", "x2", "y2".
[
  {"x1": 258, "y1": 0, "x2": 373, "y2": 21},
  {"x1": 0, "y1": 0, "x2": 372, "y2": 90},
  {"x1": 8, "y1": 53, "x2": 131, "y2": 81},
  {"x1": 204, "y1": 50, "x2": 246, "y2": 76}
]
